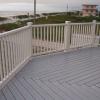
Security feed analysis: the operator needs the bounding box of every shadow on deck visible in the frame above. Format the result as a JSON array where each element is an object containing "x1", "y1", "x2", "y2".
[{"x1": 0, "y1": 47, "x2": 100, "y2": 100}]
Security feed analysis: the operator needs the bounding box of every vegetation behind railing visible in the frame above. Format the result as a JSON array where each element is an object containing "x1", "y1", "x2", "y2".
[
  {"x1": 0, "y1": 17, "x2": 7, "y2": 21},
  {"x1": 1, "y1": 14, "x2": 100, "y2": 32}
]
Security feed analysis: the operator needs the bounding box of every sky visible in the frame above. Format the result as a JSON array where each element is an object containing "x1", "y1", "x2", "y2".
[
  {"x1": 0, "y1": 0, "x2": 99, "y2": 12},
  {"x1": 37, "y1": 0, "x2": 100, "y2": 5},
  {"x1": 0, "y1": 0, "x2": 100, "y2": 4}
]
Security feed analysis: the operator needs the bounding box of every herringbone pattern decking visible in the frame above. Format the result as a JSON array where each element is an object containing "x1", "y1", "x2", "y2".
[{"x1": 0, "y1": 47, "x2": 100, "y2": 100}]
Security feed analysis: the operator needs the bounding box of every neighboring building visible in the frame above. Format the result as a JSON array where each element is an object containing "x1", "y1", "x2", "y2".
[{"x1": 82, "y1": 4, "x2": 98, "y2": 16}]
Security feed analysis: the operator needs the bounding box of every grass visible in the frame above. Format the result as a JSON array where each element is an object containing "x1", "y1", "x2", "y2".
[
  {"x1": 0, "y1": 22, "x2": 23, "y2": 31},
  {"x1": 34, "y1": 15, "x2": 100, "y2": 24}
]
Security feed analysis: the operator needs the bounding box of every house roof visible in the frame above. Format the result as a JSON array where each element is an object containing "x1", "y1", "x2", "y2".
[{"x1": 82, "y1": 4, "x2": 98, "y2": 6}]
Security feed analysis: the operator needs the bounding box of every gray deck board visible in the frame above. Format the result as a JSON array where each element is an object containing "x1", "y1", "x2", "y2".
[
  {"x1": 7, "y1": 82, "x2": 25, "y2": 100},
  {"x1": 11, "y1": 78, "x2": 34, "y2": 100},
  {"x1": 15, "y1": 76, "x2": 43, "y2": 100},
  {"x1": 2, "y1": 86, "x2": 16, "y2": 100},
  {"x1": 0, "y1": 91, "x2": 6, "y2": 100},
  {"x1": 96, "y1": 83, "x2": 100, "y2": 88},
  {"x1": 0, "y1": 47, "x2": 100, "y2": 100},
  {"x1": 26, "y1": 78, "x2": 53, "y2": 100}
]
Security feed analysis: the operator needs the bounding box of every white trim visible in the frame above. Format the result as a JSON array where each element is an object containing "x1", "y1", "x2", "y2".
[{"x1": 0, "y1": 26, "x2": 30, "y2": 38}]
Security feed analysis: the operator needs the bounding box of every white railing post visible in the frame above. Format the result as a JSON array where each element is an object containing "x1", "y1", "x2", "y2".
[
  {"x1": 91, "y1": 20, "x2": 96, "y2": 46},
  {"x1": 64, "y1": 21, "x2": 71, "y2": 52},
  {"x1": 27, "y1": 22, "x2": 33, "y2": 56},
  {"x1": 27, "y1": 22, "x2": 33, "y2": 26},
  {"x1": 0, "y1": 40, "x2": 3, "y2": 82}
]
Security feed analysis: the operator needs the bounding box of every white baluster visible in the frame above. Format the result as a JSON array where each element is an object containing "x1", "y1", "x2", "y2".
[
  {"x1": 50, "y1": 26, "x2": 52, "y2": 51},
  {"x1": 0, "y1": 39, "x2": 3, "y2": 81},
  {"x1": 91, "y1": 20, "x2": 96, "y2": 46}
]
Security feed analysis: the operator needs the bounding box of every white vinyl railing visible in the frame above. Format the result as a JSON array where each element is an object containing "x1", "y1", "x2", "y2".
[
  {"x1": 0, "y1": 20, "x2": 100, "y2": 89},
  {"x1": 0, "y1": 25, "x2": 32, "y2": 88},
  {"x1": 70, "y1": 23, "x2": 94, "y2": 48},
  {"x1": 32, "y1": 20, "x2": 100, "y2": 55},
  {"x1": 32, "y1": 24, "x2": 65, "y2": 55},
  {"x1": 70, "y1": 21, "x2": 100, "y2": 47}
]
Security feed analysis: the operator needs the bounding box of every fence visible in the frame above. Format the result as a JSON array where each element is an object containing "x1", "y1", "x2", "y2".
[
  {"x1": 0, "y1": 20, "x2": 100, "y2": 89},
  {"x1": 32, "y1": 23, "x2": 65, "y2": 55},
  {"x1": 32, "y1": 20, "x2": 100, "y2": 55},
  {"x1": 0, "y1": 25, "x2": 32, "y2": 88}
]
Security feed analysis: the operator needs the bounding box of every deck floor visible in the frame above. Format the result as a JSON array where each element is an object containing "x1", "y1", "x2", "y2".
[{"x1": 1, "y1": 47, "x2": 100, "y2": 100}]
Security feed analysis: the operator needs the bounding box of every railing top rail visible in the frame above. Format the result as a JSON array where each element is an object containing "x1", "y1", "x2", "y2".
[
  {"x1": 70, "y1": 22, "x2": 92, "y2": 25},
  {"x1": 32, "y1": 23, "x2": 65, "y2": 27},
  {"x1": 0, "y1": 21, "x2": 99, "y2": 38},
  {"x1": 96, "y1": 23, "x2": 100, "y2": 25},
  {"x1": 32, "y1": 22, "x2": 96, "y2": 28},
  {"x1": 0, "y1": 26, "x2": 30, "y2": 38}
]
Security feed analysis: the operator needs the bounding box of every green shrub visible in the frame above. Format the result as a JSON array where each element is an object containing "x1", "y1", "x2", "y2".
[
  {"x1": 16, "y1": 15, "x2": 29, "y2": 19},
  {"x1": 0, "y1": 17, "x2": 7, "y2": 21},
  {"x1": 0, "y1": 23, "x2": 22, "y2": 31},
  {"x1": 0, "y1": 13, "x2": 100, "y2": 32}
]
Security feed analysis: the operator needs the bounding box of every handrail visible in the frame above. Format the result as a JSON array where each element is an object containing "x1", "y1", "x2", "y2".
[
  {"x1": 70, "y1": 22, "x2": 92, "y2": 25},
  {"x1": 32, "y1": 23, "x2": 65, "y2": 27},
  {"x1": 0, "y1": 26, "x2": 30, "y2": 38},
  {"x1": 96, "y1": 23, "x2": 100, "y2": 25}
]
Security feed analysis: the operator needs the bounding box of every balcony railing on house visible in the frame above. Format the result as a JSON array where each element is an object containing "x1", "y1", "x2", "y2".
[{"x1": 0, "y1": 20, "x2": 100, "y2": 89}]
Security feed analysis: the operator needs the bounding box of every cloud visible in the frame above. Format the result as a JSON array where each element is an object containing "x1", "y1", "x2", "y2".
[
  {"x1": 0, "y1": 0, "x2": 33, "y2": 3},
  {"x1": 0, "y1": 0, "x2": 99, "y2": 11},
  {"x1": 0, "y1": 0, "x2": 100, "y2": 5}
]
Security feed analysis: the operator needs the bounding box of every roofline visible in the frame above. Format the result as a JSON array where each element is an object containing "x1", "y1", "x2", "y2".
[
  {"x1": 82, "y1": 8, "x2": 97, "y2": 10},
  {"x1": 82, "y1": 4, "x2": 98, "y2": 6}
]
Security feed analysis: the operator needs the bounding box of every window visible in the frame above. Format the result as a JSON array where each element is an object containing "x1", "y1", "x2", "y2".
[
  {"x1": 86, "y1": 10, "x2": 88, "y2": 13},
  {"x1": 91, "y1": 6, "x2": 94, "y2": 8},
  {"x1": 91, "y1": 10, "x2": 93, "y2": 13}
]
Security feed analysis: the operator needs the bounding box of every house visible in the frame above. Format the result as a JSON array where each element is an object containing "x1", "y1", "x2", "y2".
[{"x1": 82, "y1": 4, "x2": 98, "y2": 16}]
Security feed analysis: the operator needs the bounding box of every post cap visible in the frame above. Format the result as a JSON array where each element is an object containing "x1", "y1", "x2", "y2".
[
  {"x1": 27, "y1": 22, "x2": 33, "y2": 26},
  {"x1": 65, "y1": 21, "x2": 71, "y2": 24},
  {"x1": 92, "y1": 20, "x2": 96, "y2": 23}
]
